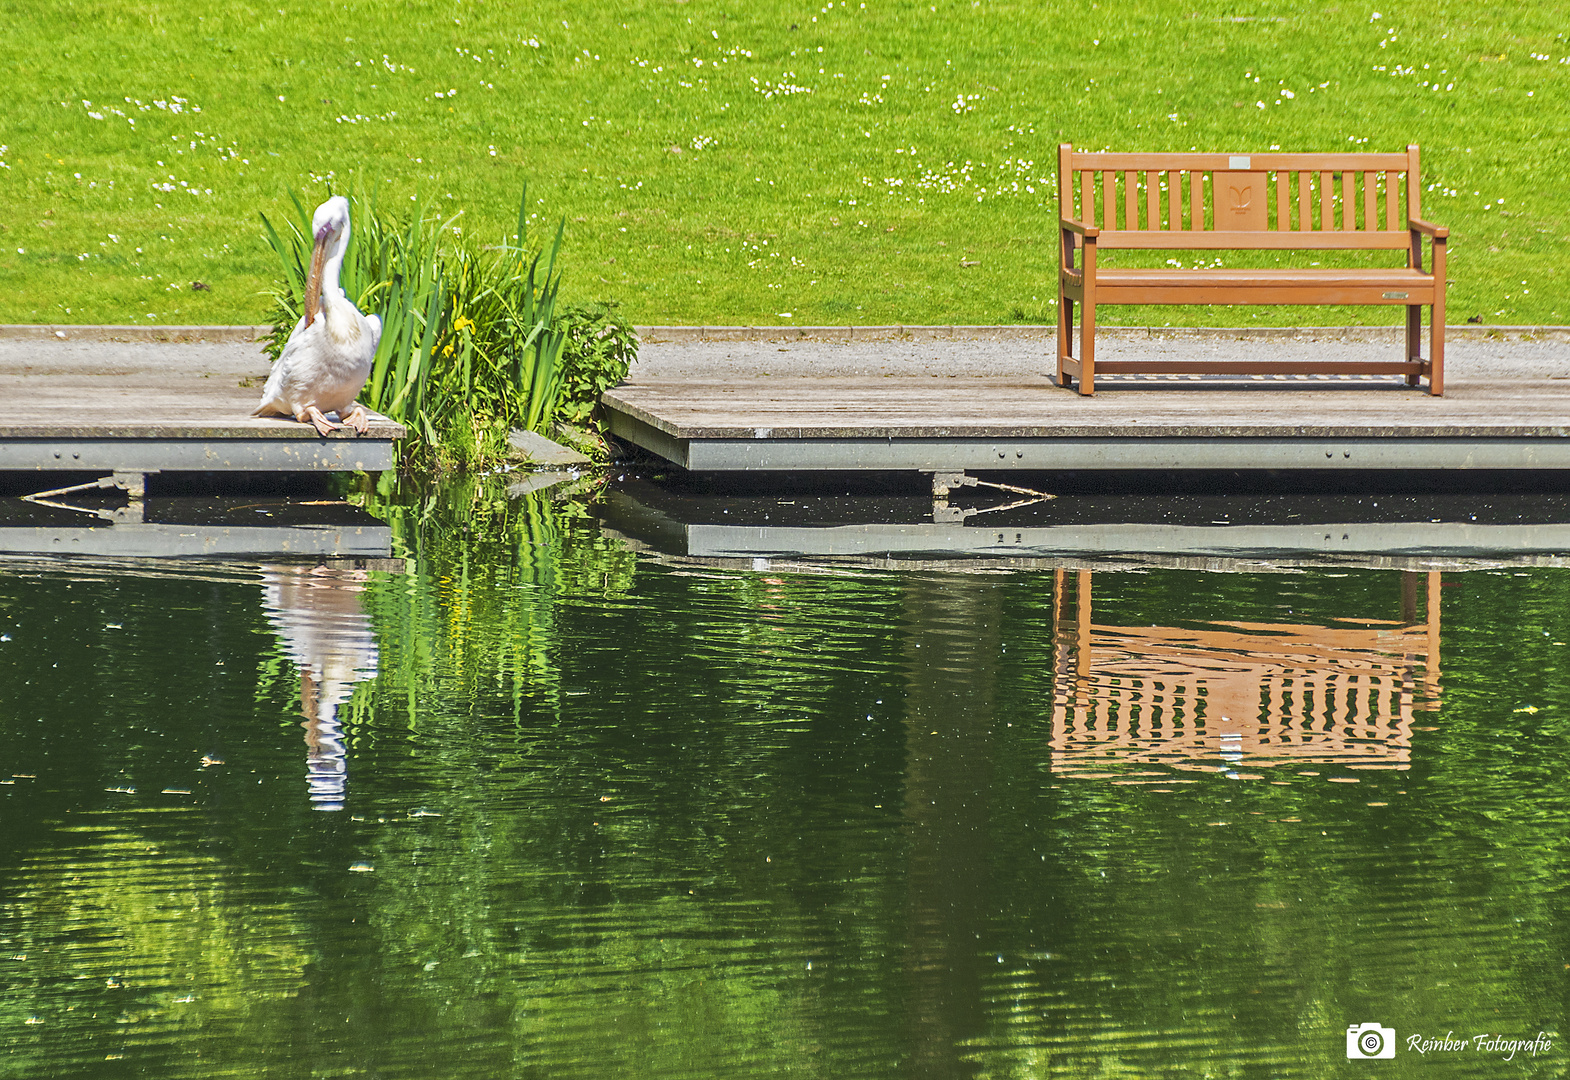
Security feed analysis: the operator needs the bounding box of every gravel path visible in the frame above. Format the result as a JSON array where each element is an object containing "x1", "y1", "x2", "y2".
[
  {"x1": 632, "y1": 328, "x2": 1570, "y2": 381},
  {"x1": 3, "y1": 326, "x2": 1568, "y2": 383}
]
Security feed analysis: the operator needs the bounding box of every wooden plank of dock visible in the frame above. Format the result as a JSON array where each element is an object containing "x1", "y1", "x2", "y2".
[
  {"x1": 0, "y1": 337, "x2": 403, "y2": 473},
  {"x1": 602, "y1": 376, "x2": 1570, "y2": 472}
]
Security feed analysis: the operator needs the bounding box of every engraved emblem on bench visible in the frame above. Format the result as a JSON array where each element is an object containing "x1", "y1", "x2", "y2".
[{"x1": 1214, "y1": 171, "x2": 1267, "y2": 230}]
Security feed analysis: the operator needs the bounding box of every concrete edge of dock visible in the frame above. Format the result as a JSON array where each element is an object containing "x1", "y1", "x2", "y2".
[
  {"x1": 638, "y1": 325, "x2": 1570, "y2": 344},
  {"x1": 5, "y1": 324, "x2": 1569, "y2": 345},
  {"x1": 0, "y1": 325, "x2": 272, "y2": 343}
]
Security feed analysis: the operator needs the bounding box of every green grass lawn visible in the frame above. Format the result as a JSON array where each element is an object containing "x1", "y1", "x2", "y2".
[{"x1": 2, "y1": 0, "x2": 1566, "y2": 327}]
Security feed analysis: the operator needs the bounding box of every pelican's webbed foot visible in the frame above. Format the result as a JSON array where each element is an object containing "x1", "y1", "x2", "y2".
[
  {"x1": 342, "y1": 403, "x2": 371, "y2": 436},
  {"x1": 299, "y1": 405, "x2": 342, "y2": 437}
]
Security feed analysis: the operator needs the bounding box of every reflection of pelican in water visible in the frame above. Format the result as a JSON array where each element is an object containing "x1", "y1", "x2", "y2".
[{"x1": 261, "y1": 565, "x2": 379, "y2": 811}]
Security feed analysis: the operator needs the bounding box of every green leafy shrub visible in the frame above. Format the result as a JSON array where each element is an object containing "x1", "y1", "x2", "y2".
[{"x1": 556, "y1": 302, "x2": 639, "y2": 424}]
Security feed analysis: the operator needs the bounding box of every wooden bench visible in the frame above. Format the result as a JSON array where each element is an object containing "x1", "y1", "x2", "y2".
[{"x1": 1057, "y1": 144, "x2": 1448, "y2": 395}]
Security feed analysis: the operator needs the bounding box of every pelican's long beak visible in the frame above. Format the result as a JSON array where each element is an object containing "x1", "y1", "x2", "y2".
[{"x1": 303, "y1": 226, "x2": 329, "y2": 327}]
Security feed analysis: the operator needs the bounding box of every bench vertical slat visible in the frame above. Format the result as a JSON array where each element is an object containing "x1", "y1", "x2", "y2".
[
  {"x1": 1147, "y1": 171, "x2": 1161, "y2": 230},
  {"x1": 1080, "y1": 170, "x2": 1096, "y2": 226},
  {"x1": 1319, "y1": 171, "x2": 1333, "y2": 231},
  {"x1": 1102, "y1": 170, "x2": 1117, "y2": 230},
  {"x1": 1342, "y1": 170, "x2": 1356, "y2": 230},
  {"x1": 1274, "y1": 171, "x2": 1289, "y2": 231},
  {"x1": 1406, "y1": 144, "x2": 1422, "y2": 222},
  {"x1": 1406, "y1": 145, "x2": 1422, "y2": 274},
  {"x1": 1124, "y1": 171, "x2": 1138, "y2": 230},
  {"x1": 1363, "y1": 172, "x2": 1378, "y2": 231},
  {"x1": 1385, "y1": 171, "x2": 1400, "y2": 230},
  {"x1": 1297, "y1": 172, "x2": 1312, "y2": 230},
  {"x1": 1169, "y1": 172, "x2": 1182, "y2": 231},
  {"x1": 1189, "y1": 171, "x2": 1204, "y2": 231},
  {"x1": 1058, "y1": 142, "x2": 1074, "y2": 238},
  {"x1": 1059, "y1": 142, "x2": 1075, "y2": 220}
]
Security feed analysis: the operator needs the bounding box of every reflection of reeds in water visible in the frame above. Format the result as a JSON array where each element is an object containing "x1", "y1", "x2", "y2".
[
  {"x1": 262, "y1": 565, "x2": 380, "y2": 811},
  {"x1": 1050, "y1": 569, "x2": 1441, "y2": 778},
  {"x1": 345, "y1": 477, "x2": 639, "y2": 733}
]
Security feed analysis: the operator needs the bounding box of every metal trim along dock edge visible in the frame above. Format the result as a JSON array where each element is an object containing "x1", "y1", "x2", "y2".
[
  {"x1": 0, "y1": 437, "x2": 397, "y2": 472},
  {"x1": 607, "y1": 410, "x2": 1570, "y2": 471}
]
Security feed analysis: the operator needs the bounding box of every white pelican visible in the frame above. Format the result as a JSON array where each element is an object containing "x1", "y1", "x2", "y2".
[{"x1": 254, "y1": 195, "x2": 382, "y2": 436}]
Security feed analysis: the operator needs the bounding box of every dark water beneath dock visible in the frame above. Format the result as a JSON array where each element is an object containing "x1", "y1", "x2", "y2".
[{"x1": 1, "y1": 477, "x2": 1565, "y2": 1078}]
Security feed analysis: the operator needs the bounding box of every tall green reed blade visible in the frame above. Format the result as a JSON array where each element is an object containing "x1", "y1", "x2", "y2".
[
  {"x1": 388, "y1": 278, "x2": 444, "y2": 423},
  {"x1": 520, "y1": 219, "x2": 567, "y2": 433},
  {"x1": 524, "y1": 327, "x2": 568, "y2": 434},
  {"x1": 259, "y1": 214, "x2": 306, "y2": 296}
]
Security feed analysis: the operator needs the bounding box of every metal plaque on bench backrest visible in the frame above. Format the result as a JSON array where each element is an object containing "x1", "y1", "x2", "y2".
[{"x1": 1214, "y1": 171, "x2": 1267, "y2": 230}]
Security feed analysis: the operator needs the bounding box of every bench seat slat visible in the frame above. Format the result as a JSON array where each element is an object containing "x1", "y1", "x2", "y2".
[
  {"x1": 1070, "y1": 269, "x2": 1436, "y2": 306},
  {"x1": 1086, "y1": 268, "x2": 1433, "y2": 287},
  {"x1": 1089, "y1": 285, "x2": 1435, "y2": 306}
]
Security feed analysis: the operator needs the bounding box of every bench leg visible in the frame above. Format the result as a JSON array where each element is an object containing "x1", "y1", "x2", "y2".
[
  {"x1": 1079, "y1": 293, "x2": 1096, "y2": 396},
  {"x1": 1405, "y1": 305, "x2": 1422, "y2": 387},
  {"x1": 1057, "y1": 294, "x2": 1074, "y2": 389},
  {"x1": 1429, "y1": 237, "x2": 1447, "y2": 396}
]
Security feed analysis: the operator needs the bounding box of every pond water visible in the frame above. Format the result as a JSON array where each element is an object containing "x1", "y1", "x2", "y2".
[{"x1": 1, "y1": 477, "x2": 1565, "y2": 1078}]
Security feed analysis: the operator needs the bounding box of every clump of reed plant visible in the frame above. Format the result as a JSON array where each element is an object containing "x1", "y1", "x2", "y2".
[{"x1": 262, "y1": 186, "x2": 632, "y2": 470}]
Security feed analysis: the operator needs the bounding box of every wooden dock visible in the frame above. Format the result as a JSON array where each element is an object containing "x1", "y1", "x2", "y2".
[
  {"x1": 0, "y1": 332, "x2": 403, "y2": 479},
  {"x1": 0, "y1": 330, "x2": 402, "y2": 556},
  {"x1": 602, "y1": 376, "x2": 1570, "y2": 473}
]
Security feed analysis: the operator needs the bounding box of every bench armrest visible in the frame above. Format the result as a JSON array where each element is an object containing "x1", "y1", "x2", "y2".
[
  {"x1": 1409, "y1": 218, "x2": 1449, "y2": 239},
  {"x1": 1061, "y1": 218, "x2": 1100, "y2": 239}
]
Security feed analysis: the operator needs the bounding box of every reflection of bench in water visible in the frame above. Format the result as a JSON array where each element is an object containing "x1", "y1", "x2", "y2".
[{"x1": 1050, "y1": 569, "x2": 1440, "y2": 776}]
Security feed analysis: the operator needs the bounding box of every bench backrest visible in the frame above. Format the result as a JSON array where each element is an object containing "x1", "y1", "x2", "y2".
[{"x1": 1058, "y1": 144, "x2": 1423, "y2": 250}]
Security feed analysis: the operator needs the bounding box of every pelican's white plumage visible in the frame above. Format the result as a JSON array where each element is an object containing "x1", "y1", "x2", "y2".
[{"x1": 254, "y1": 196, "x2": 382, "y2": 436}]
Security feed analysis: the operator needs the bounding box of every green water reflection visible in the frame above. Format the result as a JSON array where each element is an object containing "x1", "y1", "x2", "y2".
[{"x1": 1, "y1": 478, "x2": 1565, "y2": 1078}]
